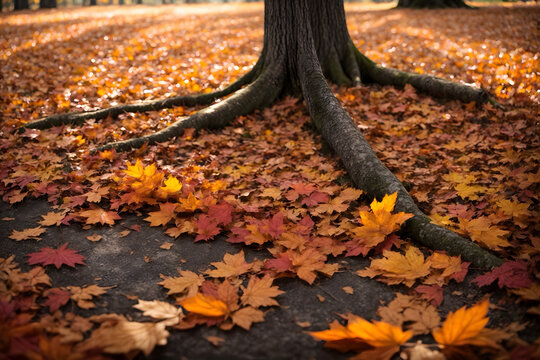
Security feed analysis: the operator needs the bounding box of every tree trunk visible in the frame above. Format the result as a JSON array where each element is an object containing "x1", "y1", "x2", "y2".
[
  {"x1": 89, "y1": 0, "x2": 97, "y2": 5},
  {"x1": 397, "y1": 0, "x2": 471, "y2": 8},
  {"x1": 24, "y1": 0, "x2": 501, "y2": 269},
  {"x1": 14, "y1": 0, "x2": 30, "y2": 10},
  {"x1": 40, "y1": 0, "x2": 57, "y2": 8}
]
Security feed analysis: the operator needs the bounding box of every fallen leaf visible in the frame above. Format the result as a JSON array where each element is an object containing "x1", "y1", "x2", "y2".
[{"x1": 27, "y1": 243, "x2": 86, "y2": 269}]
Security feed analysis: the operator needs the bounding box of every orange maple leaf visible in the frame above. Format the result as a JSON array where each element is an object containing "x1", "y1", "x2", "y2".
[
  {"x1": 180, "y1": 293, "x2": 228, "y2": 317},
  {"x1": 352, "y1": 192, "x2": 413, "y2": 248},
  {"x1": 79, "y1": 207, "x2": 121, "y2": 226},
  {"x1": 144, "y1": 202, "x2": 177, "y2": 227},
  {"x1": 310, "y1": 315, "x2": 412, "y2": 357},
  {"x1": 206, "y1": 251, "x2": 253, "y2": 278},
  {"x1": 178, "y1": 192, "x2": 200, "y2": 212},
  {"x1": 432, "y1": 299, "x2": 497, "y2": 348},
  {"x1": 357, "y1": 246, "x2": 431, "y2": 287}
]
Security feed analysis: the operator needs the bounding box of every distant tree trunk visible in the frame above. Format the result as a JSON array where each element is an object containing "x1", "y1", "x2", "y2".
[
  {"x1": 136, "y1": 0, "x2": 142, "y2": 4},
  {"x1": 40, "y1": 0, "x2": 57, "y2": 8},
  {"x1": 119, "y1": 0, "x2": 124, "y2": 4},
  {"x1": 0, "y1": 0, "x2": 3, "y2": 13},
  {"x1": 397, "y1": 0, "x2": 471, "y2": 8},
  {"x1": 89, "y1": 0, "x2": 97, "y2": 5},
  {"x1": 14, "y1": 0, "x2": 30, "y2": 10}
]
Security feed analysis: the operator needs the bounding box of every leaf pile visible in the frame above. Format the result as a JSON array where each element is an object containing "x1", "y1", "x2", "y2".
[{"x1": 1, "y1": 3, "x2": 539, "y2": 359}]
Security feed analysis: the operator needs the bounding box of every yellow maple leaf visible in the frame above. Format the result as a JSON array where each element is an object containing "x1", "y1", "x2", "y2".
[
  {"x1": 124, "y1": 159, "x2": 144, "y2": 179},
  {"x1": 496, "y1": 199, "x2": 530, "y2": 219},
  {"x1": 433, "y1": 299, "x2": 494, "y2": 347},
  {"x1": 358, "y1": 246, "x2": 431, "y2": 287},
  {"x1": 180, "y1": 293, "x2": 228, "y2": 317},
  {"x1": 160, "y1": 176, "x2": 182, "y2": 194},
  {"x1": 371, "y1": 192, "x2": 397, "y2": 214},
  {"x1": 458, "y1": 217, "x2": 510, "y2": 250}
]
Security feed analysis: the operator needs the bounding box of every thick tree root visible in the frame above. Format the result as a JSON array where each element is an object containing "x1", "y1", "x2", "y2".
[
  {"x1": 355, "y1": 48, "x2": 498, "y2": 105},
  {"x1": 21, "y1": 61, "x2": 263, "y2": 131},
  {"x1": 299, "y1": 51, "x2": 502, "y2": 269},
  {"x1": 92, "y1": 63, "x2": 284, "y2": 153}
]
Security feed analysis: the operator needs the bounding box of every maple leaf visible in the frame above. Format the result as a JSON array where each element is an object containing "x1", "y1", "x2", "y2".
[
  {"x1": 82, "y1": 320, "x2": 170, "y2": 356},
  {"x1": 415, "y1": 285, "x2": 444, "y2": 307},
  {"x1": 160, "y1": 175, "x2": 182, "y2": 195},
  {"x1": 39, "y1": 211, "x2": 66, "y2": 226},
  {"x1": 352, "y1": 192, "x2": 413, "y2": 248},
  {"x1": 240, "y1": 276, "x2": 284, "y2": 308},
  {"x1": 311, "y1": 197, "x2": 349, "y2": 215},
  {"x1": 9, "y1": 226, "x2": 46, "y2": 241},
  {"x1": 133, "y1": 299, "x2": 183, "y2": 326},
  {"x1": 124, "y1": 159, "x2": 144, "y2": 178},
  {"x1": 458, "y1": 217, "x2": 510, "y2": 250},
  {"x1": 347, "y1": 317, "x2": 413, "y2": 347},
  {"x1": 496, "y1": 198, "x2": 530, "y2": 219},
  {"x1": 357, "y1": 246, "x2": 431, "y2": 287},
  {"x1": 206, "y1": 251, "x2": 253, "y2": 278},
  {"x1": 68, "y1": 284, "x2": 112, "y2": 309},
  {"x1": 473, "y1": 261, "x2": 531, "y2": 289},
  {"x1": 208, "y1": 203, "x2": 233, "y2": 225},
  {"x1": 433, "y1": 299, "x2": 497, "y2": 347},
  {"x1": 180, "y1": 293, "x2": 228, "y2": 317},
  {"x1": 43, "y1": 288, "x2": 71, "y2": 312},
  {"x1": 144, "y1": 202, "x2": 177, "y2": 227},
  {"x1": 377, "y1": 293, "x2": 440, "y2": 335},
  {"x1": 195, "y1": 214, "x2": 220, "y2": 242},
  {"x1": 178, "y1": 192, "x2": 200, "y2": 212},
  {"x1": 79, "y1": 207, "x2": 121, "y2": 226},
  {"x1": 158, "y1": 270, "x2": 203, "y2": 298},
  {"x1": 231, "y1": 306, "x2": 265, "y2": 330},
  {"x1": 310, "y1": 315, "x2": 411, "y2": 359},
  {"x1": 27, "y1": 243, "x2": 86, "y2": 269}
]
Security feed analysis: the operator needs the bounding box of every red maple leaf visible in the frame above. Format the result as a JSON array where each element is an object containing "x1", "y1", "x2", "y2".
[
  {"x1": 195, "y1": 215, "x2": 220, "y2": 242},
  {"x1": 264, "y1": 253, "x2": 292, "y2": 273},
  {"x1": 208, "y1": 203, "x2": 233, "y2": 225},
  {"x1": 27, "y1": 243, "x2": 86, "y2": 269},
  {"x1": 43, "y1": 288, "x2": 71, "y2": 312},
  {"x1": 227, "y1": 227, "x2": 250, "y2": 244},
  {"x1": 301, "y1": 191, "x2": 330, "y2": 207},
  {"x1": 415, "y1": 284, "x2": 443, "y2": 307},
  {"x1": 262, "y1": 212, "x2": 285, "y2": 239},
  {"x1": 473, "y1": 261, "x2": 531, "y2": 289}
]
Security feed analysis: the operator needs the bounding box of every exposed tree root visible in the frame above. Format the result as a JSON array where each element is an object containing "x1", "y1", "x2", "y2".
[
  {"x1": 355, "y1": 49, "x2": 494, "y2": 104},
  {"x1": 91, "y1": 63, "x2": 284, "y2": 153},
  {"x1": 21, "y1": 59, "x2": 264, "y2": 131},
  {"x1": 299, "y1": 48, "x2": 502, "y2": 269}
]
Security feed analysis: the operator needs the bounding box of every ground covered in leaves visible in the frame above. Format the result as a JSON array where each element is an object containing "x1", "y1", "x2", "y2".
[{"x1": 0, "y1": 3, "x2": 539, "y2": 359}]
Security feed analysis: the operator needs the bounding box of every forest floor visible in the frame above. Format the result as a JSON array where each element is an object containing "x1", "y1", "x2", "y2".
[{"x1": 0, "y1": 3, "x2": 539, "y2": 360}]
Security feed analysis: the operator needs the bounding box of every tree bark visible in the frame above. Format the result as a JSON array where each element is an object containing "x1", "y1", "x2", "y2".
[
  {"x1": 40, "y1": 0, "x2": 57, "y2": 8},
  {"x1": 397, "y1": 0, "x2": 472, "y2": 8},
  {"x1": 14, "y1": 0, "x2": 30, "y2": 10}
]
